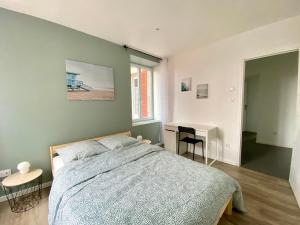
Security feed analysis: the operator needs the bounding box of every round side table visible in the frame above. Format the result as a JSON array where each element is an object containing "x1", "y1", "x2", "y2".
[{"x1": 1, "y1": 168, "x2": 43, "y2": 213}]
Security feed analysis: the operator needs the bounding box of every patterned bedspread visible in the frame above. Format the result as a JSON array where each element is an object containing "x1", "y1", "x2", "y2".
[{"x1": 49, "y1": 142, "x2": 245, "y2": 225}]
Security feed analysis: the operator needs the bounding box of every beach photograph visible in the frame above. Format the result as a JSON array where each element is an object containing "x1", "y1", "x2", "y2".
[{"x1": 65, "y1": 60, "x2": 114, "y2": 100}]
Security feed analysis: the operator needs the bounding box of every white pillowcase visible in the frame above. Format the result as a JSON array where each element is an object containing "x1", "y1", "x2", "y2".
[
  {"x1": 57, "y1": 140, "x2": 109, "y2": 164},
  {"x1": 98, "y1": 135, "x2": 138, "y2": 150},
  {"x1": 52, "y1": 156, "x2": 64, "y2": 177}
]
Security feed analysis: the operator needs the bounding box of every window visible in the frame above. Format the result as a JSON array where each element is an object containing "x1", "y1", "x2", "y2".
[{"x1": 131, "y1": 64, "x2": 153, "y2": 121}]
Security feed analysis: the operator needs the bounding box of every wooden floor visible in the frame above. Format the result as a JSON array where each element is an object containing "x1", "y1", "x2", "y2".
[
  {"x1": 0, "y1": 153, "x2": 299, "y2": 225},
  {"x1": 183, "y1": 153, "x2": 300, "y2": 225},
  {"x1": 0, "y1": 188, "x2": 49, "y2": 225}
]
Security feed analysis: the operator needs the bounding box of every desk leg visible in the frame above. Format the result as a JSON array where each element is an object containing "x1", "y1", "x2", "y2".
[{"x1": 208, "y1": 129, "x2": 218, "y2": 167}]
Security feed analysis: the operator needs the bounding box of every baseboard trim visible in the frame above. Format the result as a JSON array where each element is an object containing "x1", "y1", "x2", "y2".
[
  {"x1": 221, "y1": 158, "x2": 238, "y2": 166},
  {"x1": 255, "y1": 141, "x2": 292, "y2": 149},
  {"x1": 185, "y1": 150, "x2": 239, "y2": 166},
  {"x1": 0, "y1": 181, "x2": 52, "y2": 203}
]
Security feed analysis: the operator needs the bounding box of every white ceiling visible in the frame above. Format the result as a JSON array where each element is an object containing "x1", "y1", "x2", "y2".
[{"x1": 1, "y1": 0, "x2": 300, "y2": 57}]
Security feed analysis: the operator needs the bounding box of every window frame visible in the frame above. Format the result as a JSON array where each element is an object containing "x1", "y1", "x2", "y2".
[{"x1": 131, "y1": 63, "x2": 154, "y2": 123}]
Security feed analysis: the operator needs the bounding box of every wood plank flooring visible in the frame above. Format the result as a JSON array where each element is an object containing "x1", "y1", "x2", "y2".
[
  {"x1": 0, "y1": 188, "x2": 49, "y2": 225},
  {"x1": 183, "y1": 153, "x2": 300, "y2": 225},
  {"x1": 0, "y1": 153, "x2": 299, "y2": 225}
]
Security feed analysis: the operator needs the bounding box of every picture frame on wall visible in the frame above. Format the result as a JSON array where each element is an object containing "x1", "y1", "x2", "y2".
[
  {"x1": 65, "y1": 60, "x2": 114, "y2": 100},
  {"x1": 181, "y1": 77, "x2": 192, "y2": 92},
  {"x1": 196, "y1": 84, "x2": 208, "y2": 99}
]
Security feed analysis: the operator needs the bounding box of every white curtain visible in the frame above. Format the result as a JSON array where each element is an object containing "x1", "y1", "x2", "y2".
[{"x1": 153, "y1": 58, "x2": 170, "y2": 143}]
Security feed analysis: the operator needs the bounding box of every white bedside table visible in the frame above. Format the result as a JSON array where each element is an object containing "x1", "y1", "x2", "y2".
[{"x1": 1, "y1": 168, "x2": 43, "y2": 213}]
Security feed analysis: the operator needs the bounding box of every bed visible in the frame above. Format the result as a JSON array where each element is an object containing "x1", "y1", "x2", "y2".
[{"x1": 48, "y1": 131, "x2": 245, "y2": 225}]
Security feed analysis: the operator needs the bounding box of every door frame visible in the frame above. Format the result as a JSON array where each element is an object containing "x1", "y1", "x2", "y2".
[{"x1": 237, "y1": 48, "x2": 300, "y2": 167}]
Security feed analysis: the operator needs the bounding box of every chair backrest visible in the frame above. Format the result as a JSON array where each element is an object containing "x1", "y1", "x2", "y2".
[{"x1": 178, "y1": 126, "x2": 196, "y2": 138}]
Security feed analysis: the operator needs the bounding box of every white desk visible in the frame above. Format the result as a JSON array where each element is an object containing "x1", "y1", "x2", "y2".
[{"x1": 164, "y1": 122, "x2": 218, "y2": 166}]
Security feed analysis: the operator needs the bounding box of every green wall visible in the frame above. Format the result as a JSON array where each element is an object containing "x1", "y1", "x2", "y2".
[
  {"x1": 131, "y1": 122, "x2": 161, "y2": 144},
  {"x1": 0, "y1": 8, "x2": 135, "y2": 194},
  {"x1": 0, "y1": 8, "x2": 162, "y2": 197}
]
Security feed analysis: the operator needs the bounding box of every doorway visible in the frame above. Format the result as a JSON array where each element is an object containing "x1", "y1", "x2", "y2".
[{"x1": 241, "y1": 51, "x2": 299, "y2": 180}]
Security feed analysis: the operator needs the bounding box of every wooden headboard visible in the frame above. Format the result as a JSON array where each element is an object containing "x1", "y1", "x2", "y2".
[{"x1": 49, "y1": 131, "x2": 131, "y2": 175}]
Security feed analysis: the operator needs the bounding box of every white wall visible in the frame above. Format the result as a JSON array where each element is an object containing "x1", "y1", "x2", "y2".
[
  {"x1": 167, "y1": 15, "x2": 300, "y2": 205},
  {"x1": 245, "y1": 52, "x2": 298, "y2": 148}
]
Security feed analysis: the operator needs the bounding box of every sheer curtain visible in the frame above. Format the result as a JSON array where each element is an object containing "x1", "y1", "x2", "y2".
[{"x1": 153, "y1": 58, "x2": 171, "y2": 143}]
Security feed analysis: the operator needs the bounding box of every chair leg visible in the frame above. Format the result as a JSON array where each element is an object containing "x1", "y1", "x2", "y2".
[
  {"x1": 177, "y1": 140, "x2": 180, "y2": 155},
  {"x1": 202, "y1": 141, "x2": 205, "y2": 160},
  {"x1": 193, "y1": 143, "x2": 195, "y2": 160}
]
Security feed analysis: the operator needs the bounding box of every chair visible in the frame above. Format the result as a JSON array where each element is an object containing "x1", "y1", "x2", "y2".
[{"x1": 177, "y1": 126, "x2": 204, "y2": 161}]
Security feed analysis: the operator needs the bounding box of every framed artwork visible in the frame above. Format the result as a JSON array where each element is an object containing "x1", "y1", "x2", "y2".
[
  {"x1": 196, "y1": 84, "x2": 208, "y2": 99},
  {"x1": 65, "y1": 60, "x2": 114, "y2": 100},
  {"x1": 181, "y1": 77, "x2": 192, "y2": 92}
]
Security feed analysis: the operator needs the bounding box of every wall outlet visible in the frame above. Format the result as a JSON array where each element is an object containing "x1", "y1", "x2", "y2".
[{"x1": 0, "y1": 169, "x2": 11, "y2": 178}]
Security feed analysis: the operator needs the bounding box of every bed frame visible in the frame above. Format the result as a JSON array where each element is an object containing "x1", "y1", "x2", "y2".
[
  {"x1": 214, "y1": 195, "x2": 233, "y2": 225},
  {"x1": 49, "y1": 130, "x2": 232, "y2": 224},
  {"x1": 49, "y1": 131, "x2": 131, "y2": 175}
]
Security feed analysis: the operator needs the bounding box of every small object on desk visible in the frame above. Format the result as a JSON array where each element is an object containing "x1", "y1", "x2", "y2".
[
  {"x1": 141, "y1": 139, "x2": 151, "y2": 144},
  {"x1": 1, "y1": 168, "x2": 43, "y2": 213}
]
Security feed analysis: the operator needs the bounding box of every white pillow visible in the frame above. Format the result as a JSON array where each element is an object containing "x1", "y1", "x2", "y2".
[
  {"x1": 98, "y1": 135, "x2": 138, "y2": 150},
  {"x1": 57, "y1": 140, "x2": 109, "y2": 164},
  {"x1": 52, "y1": 156, "x2": 64, "y2": 176}
]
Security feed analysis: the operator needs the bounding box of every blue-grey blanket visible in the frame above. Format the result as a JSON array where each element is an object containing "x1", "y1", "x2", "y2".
[{"x1": 49, "y1": 143, "x2": 245, "y2": 225}]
